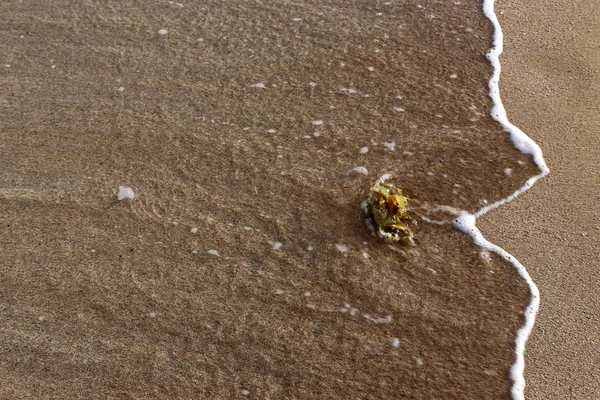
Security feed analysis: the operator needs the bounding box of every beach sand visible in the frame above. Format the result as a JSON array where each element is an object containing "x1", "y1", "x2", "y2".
[
  {"x1": 0, "y1": 1, "x2": 593, "y2": 399},
  {"x1": 480, "y1": 0, "x2": 600, "y2": 398}
]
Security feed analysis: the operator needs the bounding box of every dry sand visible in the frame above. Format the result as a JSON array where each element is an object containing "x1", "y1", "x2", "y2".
[{"x1": 480, "y1": 0, "x2": 600, "y2": 398}]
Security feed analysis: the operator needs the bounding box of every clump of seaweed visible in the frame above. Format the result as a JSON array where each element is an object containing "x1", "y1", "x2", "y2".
[{"x1": 366, "y1": 182, "x2": 415, "y2": 245}]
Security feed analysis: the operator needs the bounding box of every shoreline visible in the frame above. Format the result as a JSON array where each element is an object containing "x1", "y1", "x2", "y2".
[
  {"x1": 453, "y1": 2, "x2": 549, "y2": 398},
  {"x1": 480, "y1": 0, "x2": 600, "y2": 398}
]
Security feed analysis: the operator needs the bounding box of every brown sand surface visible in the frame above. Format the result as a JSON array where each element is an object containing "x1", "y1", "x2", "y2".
[
  {"x1": 0, "y1": 1, "x2": 547, "y2": 399},
  {"x1": 480, "y1": 0, "x2": 600, "y2": 398}
]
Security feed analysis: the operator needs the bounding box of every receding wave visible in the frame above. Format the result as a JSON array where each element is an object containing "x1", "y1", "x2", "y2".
[{"x1": 0, "y1": 1, "x2": 544, "y2": 398}]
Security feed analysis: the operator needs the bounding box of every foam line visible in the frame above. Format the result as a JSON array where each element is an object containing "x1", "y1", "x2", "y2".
[
  {"x1": 464, "y1": 1, "x2": 551, "y2": 399},
  {"x1": 453, "y1": 213, "x2": 539, "y2": 400}
]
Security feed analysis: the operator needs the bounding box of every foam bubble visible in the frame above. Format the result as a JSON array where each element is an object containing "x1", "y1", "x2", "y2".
[
  {"x1": 383, "y1": 142, "x2": 396, "y2": 151},
  {"x1": 363, "y1": 314, "x2": 392, "y2": 324},
  {"x1": 117, "y1": 186, "x2": 135, "y2": 200},
  {"x1": 335, "y1": 244, "x2": 348, "y2": 253}
]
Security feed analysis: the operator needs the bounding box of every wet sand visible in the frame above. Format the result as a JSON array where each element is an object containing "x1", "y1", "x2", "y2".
[
  {"x1": 480, "y1": 0, "x2": 600, "y2": 398},
  {"x1": 0, "y1": 1, "x2": 553, "y2": 398}
]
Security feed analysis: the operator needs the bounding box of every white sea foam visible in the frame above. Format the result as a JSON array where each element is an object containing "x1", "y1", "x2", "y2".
[
  {"x1": 477, "y1": 2, "x2": 549, "y2": 399},
  {"x1": 117, "y1": 186, "x2": 135, "y2": 200},
  {"x1": 383, "y1": 142, "x2": 396, "y2": 151},
  {"x1": 363, "y1": 314, "x2": 393, "y2": 324},
  {"x1": 335, "y1": 244, "x2": 348, "y2": 253}
]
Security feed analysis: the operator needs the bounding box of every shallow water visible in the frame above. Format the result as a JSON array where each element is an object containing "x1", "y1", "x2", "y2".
[{"x1": 0, "y1": 1, "x2": 537, "y2": 398}]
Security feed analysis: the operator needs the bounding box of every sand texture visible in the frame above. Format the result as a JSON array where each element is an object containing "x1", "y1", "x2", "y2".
[
  {"x1": 0, "y1": 1, "x2": 560, "y2": 399},
  {"x1": 480, "y1": 1, "x2": 600, "y2": 398}
]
